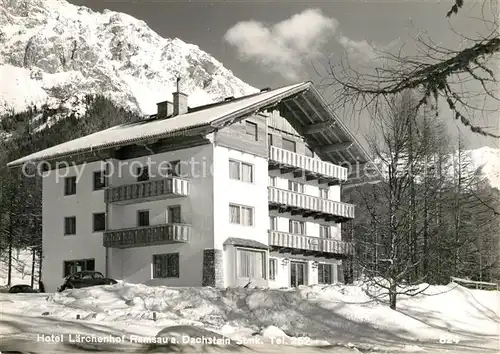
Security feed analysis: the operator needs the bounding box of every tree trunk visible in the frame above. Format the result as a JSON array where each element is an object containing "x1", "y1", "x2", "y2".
[
  {"x1": 423, "y1": 155, "x2": 429, "y2": 278},
  {"x1": 7, "y1": 238, "x2": 12, "y2": 287},
  {"x1": 389, "y1": 286, "x2": 397, "y2": 310},
  {"x1": 38, "y1": 247, "x2": 43, "y2": 288},
  {"x1": 31, "y1": 247, "x2": 36, "y2": 288}
]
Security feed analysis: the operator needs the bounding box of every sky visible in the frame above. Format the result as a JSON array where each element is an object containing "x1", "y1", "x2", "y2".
[{"x1": 69, "y1": 0, "x2": 499, "y2": 149}]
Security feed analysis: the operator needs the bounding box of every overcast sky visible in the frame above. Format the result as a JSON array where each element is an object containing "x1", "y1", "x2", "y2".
[{"x1": 69, "y1": 0, "x2": 499, "y2": 149}]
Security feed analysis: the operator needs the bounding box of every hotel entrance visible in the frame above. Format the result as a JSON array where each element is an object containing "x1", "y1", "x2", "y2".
[{"x1": 290, "y1": 261, "x2": 307, "y2": 287}]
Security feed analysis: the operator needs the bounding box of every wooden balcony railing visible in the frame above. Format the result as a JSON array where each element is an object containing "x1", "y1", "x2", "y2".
[
  {"x1": 268, "y1": 187, "x2": 355, "y2": 221},
  {"x1": 104, "y1": 177, "x2": 189, "y2": 204},
  {"x1": 269, "y1": 146, "x2": 347, "y2": 182},
  {"x1": 103, "y1": 223, "x2": 190, "y2": 248},
  {"x1": 269, "y1": 231, "x2": 355, "y2": 257}
]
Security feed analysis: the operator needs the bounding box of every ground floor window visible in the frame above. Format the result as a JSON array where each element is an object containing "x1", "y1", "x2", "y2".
[
  {"x1": 63, "y1": 259, "x2": 95, "y2": 277},
  {"x1": 318, "y1": 263, "x2": 334, "y2": 284},
  {"x1": 269, "y1": 258, "x2": 277, "y2": 280},
  {"x1": 238, "y1": 249, "x2": 265, "y2": 279},
  {"x1": 153, "y1": 253, "x2": 179, "y2": 278}
]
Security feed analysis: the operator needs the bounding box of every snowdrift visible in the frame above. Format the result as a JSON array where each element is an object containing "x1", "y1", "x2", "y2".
[{"x1": 1, "y1": 281, "x2": 498, "y2": 352}]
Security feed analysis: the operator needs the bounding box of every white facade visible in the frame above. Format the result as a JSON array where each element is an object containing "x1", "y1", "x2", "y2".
[
  {"x1": 213, "y1": 146, "x2": 270, "y2": 287},
  {"x1": 106, "y1": 144, "x2": 215, "y2": 287},
  {"x1": 42, "y1": 161, "x2": 107, "y2": 292},
  {"x1": 40, "y1": 123, "x2": 356, "y2": 291}
]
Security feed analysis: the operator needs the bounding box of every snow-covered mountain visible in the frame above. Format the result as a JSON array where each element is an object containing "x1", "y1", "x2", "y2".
[{"x1": 0, "y1": 0, "x2": 257, "y2": 117}]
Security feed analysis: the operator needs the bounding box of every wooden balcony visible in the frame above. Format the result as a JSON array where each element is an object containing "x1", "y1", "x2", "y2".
[
  {"x1": 268, "y1": 146, "x2": 347, "y2": 185},
  {"x1": 103, "y1": 223, "x2": 190, "y2": 248},
  {"x1": 269, "y1": 231, "x2": 355, "y2": 258},
  {"x1": 268, "y1": 187, "x2": 355, "y2": 222},
  {"x1": 104, "y1": 177, "x2": 190, "y2": 204}
]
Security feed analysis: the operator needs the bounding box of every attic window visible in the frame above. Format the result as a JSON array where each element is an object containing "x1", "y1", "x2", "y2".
[
  {"x1": 245, "y1": 121, "x2": 258, "y2": 141},
  {"x1": 282, "y1": 138, "x2": 296, "y2": 153}
]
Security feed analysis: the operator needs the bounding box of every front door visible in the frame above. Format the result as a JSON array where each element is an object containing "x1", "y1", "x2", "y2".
[{"x1": 290, "y1": 261, "x2": 306, "y2": 287}]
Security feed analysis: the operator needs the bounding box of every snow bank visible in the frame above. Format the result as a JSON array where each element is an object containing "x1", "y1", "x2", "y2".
[
  {"x1": 0, "y1": 248, "x2": 38, "y2": 288},
  {"x1": 2, "y1": 281, "x2": 498, "y2": 352}
]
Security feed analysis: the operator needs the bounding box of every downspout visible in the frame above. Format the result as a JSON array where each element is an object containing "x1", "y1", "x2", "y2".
[{"x1": 104, "y1": 157, "x2": 111, "y2": 277}]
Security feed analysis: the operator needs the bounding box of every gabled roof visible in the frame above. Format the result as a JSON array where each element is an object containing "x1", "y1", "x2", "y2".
[
  {"x1": 7, "y1": 83, "x2": 307, "y2": 167},
  {"x1": 7, "y1": 81, "x2": 380, "y2": 183}
]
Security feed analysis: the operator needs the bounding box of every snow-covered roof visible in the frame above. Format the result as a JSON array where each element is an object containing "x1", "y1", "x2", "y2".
[{"x1": 7, "y1": 82, "x2": 308, "y2": 166}]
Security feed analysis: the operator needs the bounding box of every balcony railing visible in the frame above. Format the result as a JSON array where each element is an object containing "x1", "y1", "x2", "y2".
[
  {"x1": 103, "y1": 223, "x2": 190, "y2": 248},
  {"x1": 268, "y1": 187, "x2": 355, "y2": 221},
  {"x1": 269, "y1": 231, "x2": 355, "y2": 257},
  {"x1": 269, "y1": 146, "x2": 347, "y2": 182},
  {"x1": 104, "y1": 177, "x2": 190, "y2": 204}
]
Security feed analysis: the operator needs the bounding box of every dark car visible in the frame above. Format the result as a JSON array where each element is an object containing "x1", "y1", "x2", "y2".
[
  {"x1": 8, "y1": 284, "x2": 39, "y2": 293},
  {"x1": 58, "y1": 271, "x2": 117, "y2": 291}
]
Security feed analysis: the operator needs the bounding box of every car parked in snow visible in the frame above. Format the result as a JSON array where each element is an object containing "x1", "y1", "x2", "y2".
[
  {"x1": 58, "y1": 271, "x2": 117, "y2": 291},
  {"x1": 8, "y1": 284, "x2": 39, "y2": 293}
]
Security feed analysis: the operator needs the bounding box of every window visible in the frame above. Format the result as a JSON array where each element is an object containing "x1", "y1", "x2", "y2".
[
  {"x1": 268, "y1": 176, "x2": 276, "y2": 186},
  {"x1": 63, "y1": 259, "x2": 95, "y2": 277},
  {"x1": 137, "y1": 210, "x2": 150, "y2": 227},
  {"x1": 245, "y1": 121, "x2": 258, "y2": 140},
  {"x1": 169, "y1": 160, "x2": 180, "y2": 177},
  {"x1": 168, "y1": 205, "x2": 181, "y2": 223},
  {"x1": 153, "y1": 253, "x2": 179, "y2": 278},
  {"x1": 269, "y1": 258, "x2": 277, "y2": 280},
  {"x1": 137, "y1": 166, "x2": 149, "y2": 182},
  {"x1": 288, "y1": 180, "x2": 304, "y2": 193},
  {"x1": 269, "y1": 216, "x2": 277, "y2": 230},
  {"x1": 241, "y1": 163, "x2": 253, "y2": 183},
  {"x1": 319, "y1": 187, "x2": 329, "y2": 199},
  {"x1": 319, "y1": 225, "x2": 331, "y2": 238},
  {"x1": 282, "y1": 138, "x2": 296, "y2": 152},
  {"x1": 229, "y1": 205, "x2": 240, "y2": 224},
  {"x1": 305, "y1": 145, "x2": 314, "y2": 158},
  {"x1": 64, "y1": 176, "x2": 76, "y2": 195},
  {"x1": 64, "y1": 216, "x2": 76, "y2": 235},
  {"x1": 229, "y1": 160, "x2": 254, "y2": 183},
  {"x1": 238, "y1": 249, "x2": 265, "y2": 278},
  {"x1": 268, "y1": 133, "x2": 273, "y2": 147},
  {"x1": 241, "y1": 206, "x2": 253, "y2": 226},
  {"x1": 93, "y1": 213, "x2": 106, "y2": 232},
  {"x1": 318, "y1": 263, "x2": 334, "y2": 284},
  {"x1": 289, "y1": 220, "x2": 305, "y2": 235},
  {"x1": 229, "y1": 204, "x2": 254, "y2": 226},
  {"x1": 229, "y1": 160, "x2": 240, "y2": 180},
  {"x1": 93, "y1": 171, "x2": 107, "y2": 191}
]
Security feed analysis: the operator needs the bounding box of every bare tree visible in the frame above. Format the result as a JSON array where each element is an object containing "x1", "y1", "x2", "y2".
[
  {"x1": 323, "y1": 0, "x2": 499, "y2": 139},
  {"x1": 354, "y1": 93, "x2": 442, "y2": 310}
]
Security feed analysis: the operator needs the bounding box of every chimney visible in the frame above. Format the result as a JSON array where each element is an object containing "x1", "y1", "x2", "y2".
[
  {"x1": 173, "y1": 77, "x2": 188, "y2": 115},
  {"x1": 156, "y1": 100, "x2": 174, "y2": 119}
]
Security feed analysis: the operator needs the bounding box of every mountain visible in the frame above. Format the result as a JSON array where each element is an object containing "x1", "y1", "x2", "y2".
[
  {"x1": 468, "y1": 146, "x2": 500, "y2": 190},
  {"x1": 0, "y1": 0, "x2": 257, "y2": 119}
]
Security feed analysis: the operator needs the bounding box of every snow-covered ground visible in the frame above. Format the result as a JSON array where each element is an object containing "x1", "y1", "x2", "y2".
[
  {"x1": 1, "y1": 281, "x2": 498, "y2": 353},
  {"x1": 0, "y1": 248, "x2": 38, "y2": 288}
]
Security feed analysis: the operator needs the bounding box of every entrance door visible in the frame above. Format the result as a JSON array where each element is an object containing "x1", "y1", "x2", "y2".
[{"x1": 290, "y1": 262, "x2": 306, "y2": 287}]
